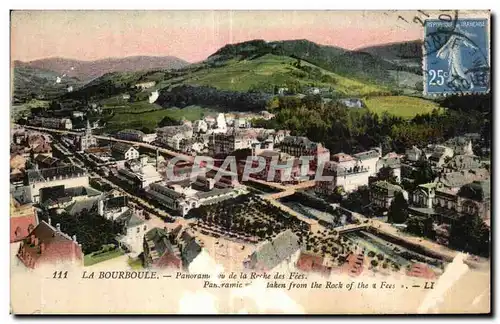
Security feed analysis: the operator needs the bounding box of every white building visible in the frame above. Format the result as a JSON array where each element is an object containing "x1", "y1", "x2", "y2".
[
  {"x1": 117, "y1": 161, "x2": 162, "y2": 189},
  {"x1": 115, "y1": 209, "x2": 147, "y2": 254},
  {"x1": 111, "y1": 143, "x2": 140, "y2": 161},
  {"x1": 145, "y1": 177, "x2": 241, "y2": 217},
  {"x1": 134, "y1": 81, "x2": 156, "y2": 90},
  {"x1": 25, "y1": 165, "x2": 89, "y2": 203},
  {"x1": 149, "y1": 90, "x2": 159, "y2": 104}
]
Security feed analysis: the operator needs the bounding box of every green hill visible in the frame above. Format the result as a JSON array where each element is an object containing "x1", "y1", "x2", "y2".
[{"x1": 13, "y1": 66, "x2": 83, "y2": 103}]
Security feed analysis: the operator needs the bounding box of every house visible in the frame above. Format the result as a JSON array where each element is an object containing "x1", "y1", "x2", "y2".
[
  {"x1": 111, "y1": 143, "x2": 139, "y2": 161},
  {"x1": 443, "y1": 155, "x2": 482, "y2": 172},
  {"x1": 115, "y1": 209, "x2": 147, "y2": 254},
  {"x1": 10, "y1": 195, "x2": 38, "y2": 243},
  {"x1": 149, "y1": 90, "x2": 159, "y2": 104},
  {"x1": 143, "y1": 227, "x2": 182, "y2": 269},
  {"x1": 243, "y1": 230, "x2": 301, "y2": 272},
  {"x1": 134, "y1": 81, "x2": 156, "y2": 90},
  {"x1": 339, "y1": 98, "x2": 365, "y2": 109},
  {"x1": 34, "y1": 155, "x2": 61, "y2": 169},
  {"x1": 425, "y1": 144, "x2": 454, "y2": 167},
  {"x1": 369, "y1": 181, "x2": 407, "y2": 210},
  {"x1": 17, "y1": 220, "x2": 83, "y2": 268},
  {"x1": 116, "y1": 162, "x2": 162, "y2": 189},
  {"x1": 405, "y1": 146, "x2": 423, "y2": 162},
  {"x1": 25, "y1": 165, "x2": 89, "y2": 203},
  {"x1": 377, "y1": 153, "x2": 402, "y2": 183},
  {"x1": 445, "y1": 137, "x2": 474, "y2": 155},
  {"x1": 176, "y1": 228, "x2": 203, "y2": 270}
]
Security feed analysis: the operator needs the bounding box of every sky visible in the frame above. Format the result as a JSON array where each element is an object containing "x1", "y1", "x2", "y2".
[{"x1": 11, "y1": 10, "x2": 425, "y2": 63}]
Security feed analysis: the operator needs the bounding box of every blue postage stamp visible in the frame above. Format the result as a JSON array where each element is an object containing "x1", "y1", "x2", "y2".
[{"x1": 423, "y1": 18, "x2": 490, "y2": 95}]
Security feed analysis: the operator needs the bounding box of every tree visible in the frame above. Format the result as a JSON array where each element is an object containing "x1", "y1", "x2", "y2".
[
  {"x1": 158, "y1": 116, "x2": 180, "y2": 128},
  {"x1": 449, "y1": 215, "x2": 490, "y2": 257},
  {"x1": 373, "y1": 166, "x2": 398, "y2": 184},
  {"x1": 413, "y1": 160, "x2": 437, "y2": 186},
  {"x1": 387, "y1": 191, "x2": 409, "y2": 224},
  {"x1": 406, "y1": 216, "x2": 435, "y2": 239}
]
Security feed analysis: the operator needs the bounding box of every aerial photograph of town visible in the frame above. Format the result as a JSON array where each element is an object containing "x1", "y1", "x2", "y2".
[{"x1": 9, "y1": 10, "x2": 491, "y2": 314}]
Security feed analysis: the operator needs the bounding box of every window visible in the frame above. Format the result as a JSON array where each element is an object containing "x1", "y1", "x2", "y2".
[
  {"x1": 143, "y1": 225, "x2": 147, "y2": 231},
  {"x1": 136, "y1": 227, "x2": 140, "y2": 233},
  {"x1": 27, "y1": 224, "x2": 34, "y2": 233}
]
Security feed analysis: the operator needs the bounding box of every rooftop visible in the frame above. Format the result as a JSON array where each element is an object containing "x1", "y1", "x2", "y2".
[{"x1": 26, "y1": 165, "x2": 87, "y2": 185}]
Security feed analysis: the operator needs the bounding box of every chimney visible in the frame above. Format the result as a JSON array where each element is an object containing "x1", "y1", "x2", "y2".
[
  {"x1": 48, "y1": 216, "x2": 51, "y2": 226},
  {"x1": 72, "y1": 235, "x2": 77, "y2": 243},
  {"x1": 56, "y1": 223, "x2": 61, "y2": 232},
  {"x1": 40, "y1": 243, "x2": 45, "y2": 254}
]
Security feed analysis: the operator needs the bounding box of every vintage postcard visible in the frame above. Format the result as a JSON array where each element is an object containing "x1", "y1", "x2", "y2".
[{"x1": 10, "y1": 10, "x2": 491, "y2": 314}]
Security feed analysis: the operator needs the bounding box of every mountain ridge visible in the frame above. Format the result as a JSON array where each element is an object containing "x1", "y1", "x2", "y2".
[{"x1": 14, "y1": 55, "x2": 190, "y2": 82}]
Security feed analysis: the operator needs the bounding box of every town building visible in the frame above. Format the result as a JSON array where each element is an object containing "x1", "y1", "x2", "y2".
[
  {"x1": 243, "y1": 230, "x2": 301, "y2": 272},
  {"x1": 339, "y1": 98, "x2": 365, "y2": 108},
  {"x1": 34, "y1": 155, "x2": 61, "y2": 169},
  {"x1": 116, "y1": 160, "x2": 162, "y2": 189},
  {"x1": 25, "y1": 165, "x2": 89, "y2": 203},
  {"x1": 405, "y1": 146, "x2": 423, "y2": 162},
  {"x1": 98, "y1": 195, "x2": 129, "y2": 220},
  {"x1": 17, "y1": 220, "x2": 83, "y2": 268},
  {"x1": 10, "y1": 195, "x2": 38, "y2": 243},
  {"x1": 145, "y1": 176, "x2": 241, "y2": 217},
  {"x1": 442, "y1": 155, "x2": 483, "y2": 172},
  {"x1": 411, "y1": 180, "x2": 491, "y2": 225},
  {"x1": 156, "y1": 124, "x2": 194, "y2": 150},
  {"x1": 29, "y1": 117, "x2": 73, "y2": 130},
  {"x1": 377, "y1": 152, "x2": 402, "y2": 183},
  {"x1": 424, "y1": 144, "x2": 454, "y2": 167},
  {"x1": 369, "y1": 181, "x2": 407, "y2": 210},
  {"x1": 134, "y1": 81, "x2": 156, "y2": 90},
  {"x1": 37, "y1": 185, "x2": 103, "y2": 215},
  {"x1": 111, "y1": 143, "x2": 140, "y2": 161},
  {"x1": 115, "y1": 129, "x2": 146, "y2": 142},
  {"x1": 115, "y1": 209, "x2": 147, "y2": 254},
  {"x1": 315, "y1": 149, "x2": 381, "y2": 195},
  {"x1": 278, "y1": 136, "x2": 330, "y2": 170},
  {"x1": 445, "y1": 137, "x2": 474, "y2": 155},
  {"x1": 209, "y1": 128, "x2": 258, "y2": 156},
  {"x1": 315, "y1": 160, "x2": 370, "y2": 195},
  {"x1": 75, "y1": 120, "x2": 97, "y2": 152},
  {"x1": 143, "y1": 227, "x2": 182, "y2": 269}
]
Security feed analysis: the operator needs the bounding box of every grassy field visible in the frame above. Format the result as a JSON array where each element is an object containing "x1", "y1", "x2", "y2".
[
  {"x1": 104, "y1": 104, "x2": 217, "y2": 133},
  {"x1": 179, "y1": 54, "x2": 390, "y2": 96},
  {"x1": 83, "y1": 248, "x2": 124, "y2": 266},
  {"x1": 364, "y1": 96, "x2": 441, "y2": 119}
]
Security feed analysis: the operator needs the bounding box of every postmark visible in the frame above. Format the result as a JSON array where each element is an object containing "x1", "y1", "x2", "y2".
[{"x1": 423, "y1": 18, "x2": 490, "y2": 96}]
